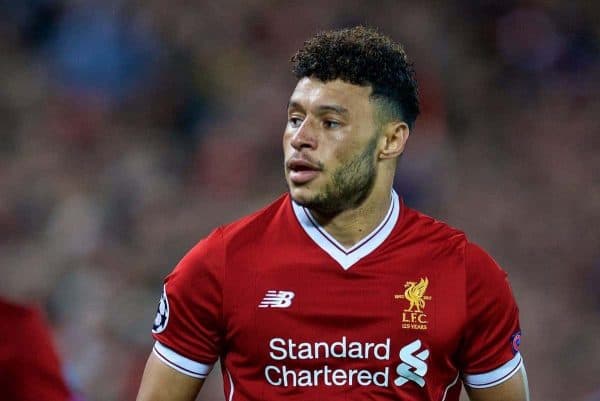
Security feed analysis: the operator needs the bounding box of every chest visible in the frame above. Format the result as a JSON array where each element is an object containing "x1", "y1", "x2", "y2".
[{"x1": 223, "y1": 252, "x2": 466, "y2": 366}]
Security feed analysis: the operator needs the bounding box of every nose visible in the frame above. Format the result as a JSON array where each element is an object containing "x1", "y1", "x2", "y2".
[{"x1": 290, "y1": 119, "x2": 317, "y2": 151}]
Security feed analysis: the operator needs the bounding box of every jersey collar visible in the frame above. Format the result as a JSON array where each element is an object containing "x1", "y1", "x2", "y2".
[{"x1": 291, "y1": 191, "x2": 400, "y2": 270}]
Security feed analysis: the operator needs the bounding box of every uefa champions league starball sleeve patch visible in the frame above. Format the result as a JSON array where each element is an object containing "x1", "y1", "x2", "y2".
[
  {"x1": 152, "y1": 285, "x2": 170, "y2": 334},
  {"x1": 510, "y1": 331, "x2": 521, "y2": 354}
]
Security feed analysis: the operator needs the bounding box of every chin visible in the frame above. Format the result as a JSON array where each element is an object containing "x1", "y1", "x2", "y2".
[
  {"x1": 287, "y1": 185, "x2": 316, "y2": 205},
  {"x1": 288, "y1": 188, "x2": 309, "y2": 203}
]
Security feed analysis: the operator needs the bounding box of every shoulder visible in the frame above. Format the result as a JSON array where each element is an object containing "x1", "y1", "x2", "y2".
[
  {"x1": 464, "y1": 242, "x2": 508, "y2": 280},
  {"x1": 218, "y1": 193, "x2": 290, "y2": 244},
  {"x1": 399, "y1": 204, "x2": 467, "y2": 255},
  {"x1": 399, "y1": 204, "x2": 508, "y2": 279},
  {"x1": 0, "y1": 297, "x2": 56, "y2": 356},
  {"x1": 0, "y1": 297, "x2": 40, "y2": 332},
  {"x1": 462, "y1": 241, "x2": 515, "y2": 313},
  {"x1": 0, "y1": 297, "x2": 32, "y2": 316},
  {"x1": 170, "y1": 194, "x2": 290, "y2": 275}
]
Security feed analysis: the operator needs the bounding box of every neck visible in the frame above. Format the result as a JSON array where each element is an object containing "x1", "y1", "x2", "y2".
[{"x1": 309, "y1": 184, "x2": 393, "y2": 248}]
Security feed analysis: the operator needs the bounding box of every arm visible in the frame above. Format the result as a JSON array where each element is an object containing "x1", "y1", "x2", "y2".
[
  {"x1": 460, "y1": 243, "x2": 529, "y2": 401},
  {"x1": 466, "y1": 365, "x2": 530, "y2": 401},
  {"x1": 140, "y1": 229, "x2": 225, "y2": 400},
  {"x1": 136, "y1": 352, "x2": 204, "y2": 401}
]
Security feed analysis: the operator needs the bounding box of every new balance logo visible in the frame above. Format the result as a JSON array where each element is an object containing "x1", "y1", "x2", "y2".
[
  {"x1": 259, "y1": 290, "x2": 295, "y2": 308},
  {"x1": 395, "y1": 339, "x2": 429, "y2": 387}
]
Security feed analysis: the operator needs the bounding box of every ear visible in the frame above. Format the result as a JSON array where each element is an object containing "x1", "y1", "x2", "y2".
[{"x1": 379, "y1": 122, "x2": 410, "y2": 159}]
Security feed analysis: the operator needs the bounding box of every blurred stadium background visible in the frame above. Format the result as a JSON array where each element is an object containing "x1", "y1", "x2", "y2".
[{"x1": 1, "y1": 1, "x2": 599, "y2": 400}]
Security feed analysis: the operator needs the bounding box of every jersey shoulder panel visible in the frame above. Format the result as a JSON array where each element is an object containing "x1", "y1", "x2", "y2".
[
  {"x1": 0, "y1": 299, "x2": 51, "y2": 349},
  {"x1": 151, "y1": 195, "x2": 290, "y2": 371},
  {"x1": 170, "y1": 193, "x2": 289, "y2": 275},
  {"x1": 152, "y1": 227, "x2": 226, "y2": 366},
  {"x1": 218, "y1": 193, "x2": 290, "y2": 247},
  {"x1": 396, "y1": 205, "x2": 467, "y2": 257},
  {"x1": 0, "y1": 297, "x2": 36, "y2": 323},
  {"x1": 0, "y1": 298, "x2": 38, "y2": 353},
  {"x1": 463, "y1": 242, "x2": 512, "y2": 295},
  {"x1": 459, "y1": 241, "x2": 522, "y2": 386}
]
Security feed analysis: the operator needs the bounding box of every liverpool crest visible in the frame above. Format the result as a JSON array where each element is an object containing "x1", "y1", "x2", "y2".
[{"x1": 395, "y1": 278, "x2": 432, "y2": 330}]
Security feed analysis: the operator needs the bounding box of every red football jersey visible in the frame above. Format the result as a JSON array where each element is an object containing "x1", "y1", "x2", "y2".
[
  {"x1": 151, "y1": 192, "x2": 522, "y2": 401},
  {"x1": 0, "y1": 298, "x2": 71, "y2": 401}
]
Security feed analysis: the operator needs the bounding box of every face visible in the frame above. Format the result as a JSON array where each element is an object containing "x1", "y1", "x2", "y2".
[{"x1": 283, "y1": 77, "x2": 381, "y2": 214}]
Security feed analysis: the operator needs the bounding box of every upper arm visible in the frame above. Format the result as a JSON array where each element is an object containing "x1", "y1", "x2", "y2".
[
  {"x1": 138, "y1": 230, "x2": 225, "y2": 400},
  {"x1": 459, "y1": 243, "x2": 528, "y2": 395},
  {"x1": 466, "y1": 365, "x2": 530, "y2": 401},
  {"x1": 136, "y1": 352, "x2": 204, "y2": 401},
  {"x1": 152, "y1": 229, "x2": 225, "y2": 368},
  {"x1": 459, "y1": 243, "x2": 523, "y2": 382}
]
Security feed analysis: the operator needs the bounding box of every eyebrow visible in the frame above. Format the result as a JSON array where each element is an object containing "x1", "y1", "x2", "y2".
[{"x1": 287, "y1": 101, "x2": 349, "y2": 116}]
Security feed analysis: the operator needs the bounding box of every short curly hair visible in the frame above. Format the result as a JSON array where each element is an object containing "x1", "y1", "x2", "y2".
[{"x1": 291, "y1": 26, "x2": 420, "y2": 129}]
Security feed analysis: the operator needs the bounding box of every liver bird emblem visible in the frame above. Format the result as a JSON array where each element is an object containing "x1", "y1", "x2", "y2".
[{"x1": 403, "y1": 278, "x2": 430, "y2": 312}]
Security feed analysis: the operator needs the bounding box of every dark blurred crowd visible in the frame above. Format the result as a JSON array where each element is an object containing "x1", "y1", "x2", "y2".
[{"x1": 0, "y1": 1, "x2": 598, "y2": 400}]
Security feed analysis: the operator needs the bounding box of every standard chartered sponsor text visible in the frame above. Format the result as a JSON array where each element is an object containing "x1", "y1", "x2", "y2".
[{"x1": 265, "y1": 336, "x2": 391, "y2": 387}]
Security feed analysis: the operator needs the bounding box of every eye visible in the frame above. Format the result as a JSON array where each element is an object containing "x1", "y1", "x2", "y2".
[
  {"x1": 323, "y1": 120, "x2": 341, "y2": 129},
  {"x1": 288, "y1": 116, "x2": 303, "y2": 128}
]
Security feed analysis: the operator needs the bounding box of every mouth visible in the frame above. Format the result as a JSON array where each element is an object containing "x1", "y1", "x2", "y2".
[{"x1": 286, "y1": 158, "x2": 322, "y2": 185}]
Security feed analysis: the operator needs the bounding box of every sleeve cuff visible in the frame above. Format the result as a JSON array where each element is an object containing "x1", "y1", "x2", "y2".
[
  {"x1": 463, "y1": 352, "x2": 523, "y2": 388},
  {"x1": 153, "y1": 341, "x2": 214, "y2": 379}
]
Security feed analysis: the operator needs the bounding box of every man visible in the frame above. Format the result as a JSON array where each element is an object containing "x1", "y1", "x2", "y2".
[
  {"x1": 136, "y1": 26, "x2": 530, "y2": 401},
  {"x1": 0, "y1": 297, "x2": 71, "y2": 401}
]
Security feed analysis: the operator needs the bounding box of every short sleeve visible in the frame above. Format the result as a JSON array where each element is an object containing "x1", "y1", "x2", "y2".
[
  {"x1": 151, "y1": 228, "x2": 225, "y2": 379},
  {"x1": 459, "y1": 242, "x2": 523, "y2": 388}
]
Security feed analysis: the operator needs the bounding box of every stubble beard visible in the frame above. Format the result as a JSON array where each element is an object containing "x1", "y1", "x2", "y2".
[{"x1": 291, "y1": 132, "x2": 379, "y2": 216}]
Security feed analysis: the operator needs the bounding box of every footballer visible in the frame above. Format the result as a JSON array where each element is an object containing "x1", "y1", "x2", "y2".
[{"x1": 136, "y1": 26, "x2": 530, "y2": 401}]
